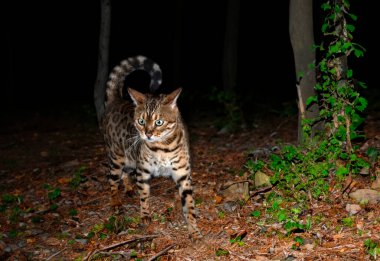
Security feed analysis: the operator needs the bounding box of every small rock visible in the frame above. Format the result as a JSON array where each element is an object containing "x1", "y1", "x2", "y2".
[
  {"x1": 220, "y1": 181, "x2": 249, "y2": 201},
  {"x1": 359, "y1": 167, "x2": 370, "y2": 175},
  {"x1": 349, "y1": 189, "x2": 380, "y2": 204},
  {"x1": 223, "y1": 201, "x2": 240, "y2": 213},
  {"x1": 346, "y1": 204, "x2": 362, "y2": 215},
  {"x1": 255, "y1": 171, "x2": 271, "y2": 187}
]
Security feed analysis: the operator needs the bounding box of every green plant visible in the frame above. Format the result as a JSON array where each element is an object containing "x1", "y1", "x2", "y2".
[
  {"x1": 230, "y1": 235, "x2": 245, "y2": 246},
  {"x1": 209, "y1": 87, "x2": 244, "y2": 132},
  {"x1": 1, "y1": 194, "x2": 24, "y2": 223},
  {"x1": 364, "y1": 239, "x2": 380, "y2": 259},
  {"x1": 341, "y1": 216, "x2": 354, "y2": 227},
  {"x1": 70, "y1": 166, "x2": 87, "y2": 188},
  {"x1": 292, "y1": 236, "x2": 304, "y2": 250},
  {"x1": 307, "y1": 0, "x2": 367, "y2": 149},
  {"x1": 250, "y1": 210, "x2": 261, "y2": 218},
  {"x1": 215, "y1": 248, "x2": 229, "y2": 256},
  {"x1": 69, "y1": 208, "x2": 78, "y2": 216},
  {"x1": 43, "y1": 184, "x2": 61, "y2": 200},
  {"x1": 195, "y1": 198, "x2": 203, "y2": 206}
]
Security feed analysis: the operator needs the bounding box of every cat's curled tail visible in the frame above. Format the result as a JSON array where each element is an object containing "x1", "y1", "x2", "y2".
[{"x1": 105, "y1": 55, "x2": 162, "y2": 106}]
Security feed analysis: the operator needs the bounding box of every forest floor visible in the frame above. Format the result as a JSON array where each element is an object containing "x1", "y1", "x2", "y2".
[{"x1": 0, "y1": 103, "x2": 379, "y2": 261}]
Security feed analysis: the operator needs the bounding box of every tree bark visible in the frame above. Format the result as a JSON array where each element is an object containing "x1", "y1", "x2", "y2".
[
  {"x1": 94, "y1": 0, "x2": 111, "y2": 125},
  {"x1": 289, "y1": 0, "x2": 320, "y2": 144}
]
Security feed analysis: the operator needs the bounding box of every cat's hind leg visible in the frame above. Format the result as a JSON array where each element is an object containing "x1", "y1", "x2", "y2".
[
  {"x1": 122, "y1": 161, "x2": 136, "y2": 196},
  {"x1": 107, "y1": 152, "x2": 126, "y2": 208}
]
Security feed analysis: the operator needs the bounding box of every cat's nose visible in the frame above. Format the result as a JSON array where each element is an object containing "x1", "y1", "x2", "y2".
[{"x1": 146, "y1": 133, "x2": 152, "y2": 139}]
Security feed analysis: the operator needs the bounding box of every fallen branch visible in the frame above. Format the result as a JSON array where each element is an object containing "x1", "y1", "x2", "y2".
[
  {"x1": 220, "y1": 180, "x2": 253, "y2": 191},
  {"x1": 84, "y1": 234, "x2": 159, "y2": 261},
  {"x1": 245, "y1": 185, "x2": 273, "y2": 203},
  {"x1": 148, "y1": 243, "x2": 176, "y2": 261}
]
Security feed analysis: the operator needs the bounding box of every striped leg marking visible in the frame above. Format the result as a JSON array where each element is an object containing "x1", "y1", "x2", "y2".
[
  {"x1": 136, "y1": 167, "x2": 151, "y2": 223},
  {"x1": 177, "y1": 174, "x2": 202, "y2": 240},
  {"x1": 107, "y1": 156, "x2": 125, "y2": 207}
]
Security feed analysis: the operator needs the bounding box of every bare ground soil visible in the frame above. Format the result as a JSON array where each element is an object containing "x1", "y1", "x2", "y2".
[{"x1": 0, "y1": 107, "x2": 379, "y2": 261}]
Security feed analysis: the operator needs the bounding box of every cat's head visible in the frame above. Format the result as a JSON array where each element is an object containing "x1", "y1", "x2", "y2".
[{"x1": 128, "y1": 88, "x2": 182, "y2": 142}]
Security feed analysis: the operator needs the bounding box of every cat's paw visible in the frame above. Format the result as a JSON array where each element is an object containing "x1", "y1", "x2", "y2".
[
  {"x1": 189, "y1": 227, "x2": 203, "y2": 243},
  {"x1": 190, "y1": 230, "x2": 203, "y2": 243}
]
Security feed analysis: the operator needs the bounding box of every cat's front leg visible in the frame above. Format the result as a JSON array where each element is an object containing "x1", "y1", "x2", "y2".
[
  {"x1": 136, "y1": 165, "x2": 152, "y2": 223},
  {"x1": 174, "y1": 170, "x2": 202, "y2": 240}
]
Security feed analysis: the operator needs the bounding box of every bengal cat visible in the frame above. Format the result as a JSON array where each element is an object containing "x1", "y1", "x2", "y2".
[{"x1": 101, "y1": 55, "x2": 201, "y2": 240}]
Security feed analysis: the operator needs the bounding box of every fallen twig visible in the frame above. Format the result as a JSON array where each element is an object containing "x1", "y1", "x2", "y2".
[
  {"x1": 84, "y1": 234, "x2": 159, "y2": 261},
  {"x1": 46, "y1": 248, "x2": 67, "y2": 261},
  {"x1": 148, "y1": 243, "x2": 176, "y2": 261},
  {"x1": 245, "y1": 185, "x2": 273, "y2": 203}
]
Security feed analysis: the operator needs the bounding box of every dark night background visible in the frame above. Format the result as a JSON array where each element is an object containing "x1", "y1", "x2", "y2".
[{"x1": 3, "y1": 1, "x2": 377, "y2": 127}]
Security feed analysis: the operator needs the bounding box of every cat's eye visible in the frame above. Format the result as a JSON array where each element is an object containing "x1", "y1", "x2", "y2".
[
  {"x1": 155, "y1": 119, "x2": 164, "y2": 126},
  {"x1": 138, "y1": 118, "x2": 145, "y2": 125}
]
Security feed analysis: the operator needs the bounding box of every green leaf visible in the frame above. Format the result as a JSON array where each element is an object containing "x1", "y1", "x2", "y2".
[
  {"x1": 48, "y1": 188, "x2": 61, "y2": 200},
  {"x1": 355, "y1": 97, "x2": 368, "y2": 112},
  {"x1": 346, "y1": 24, "x2": 355, "y2": 32},
  {"x1": 336, "y1": 166, "x2": 349, "y2": 178},
  {"x1": 351, "y1": 113, "x2": 365, "y2": 130},
  {"x1": 250, "y1": 210, "x2": 261, "y2": 218},
  {"x1": 99, "y1": 233, "x2": 107, "y2": 240},
  {"x1": 306, "y1": 96, "x2": 317, "y2": 106},
  {"x1": 321, "y1": 23, "x2": 328, "y2": 33},
  {"x1": 357, "y1": 81, "x2": 367, "y2": 89},
  {"x1": 328, "y1": 96, "x2": 336, "y2": 107},
  {"x1": 294, "y1": 236, "x2": 304, "y2": 245},
  {"x1": 329, "y1": 43, "x2": 340, "y2": 54},
  {"x1": 354, "y1": 48, "x2": 364, "y2": 58},
  {"x1": 278, "y1": 211, "x2": 287, "y2": 222},
  {"x1": 321, "y1": 3, "x2": 331, "y2": 11},
  {"x1": 216, "y1": 248, "x2": 229, "y2": 256},
  {"x1": 349, "y1": 13, "x2": 357, "y2": 21},
  {"x1": 346, "y1": 69, "x2": 353, "y2": 78}
]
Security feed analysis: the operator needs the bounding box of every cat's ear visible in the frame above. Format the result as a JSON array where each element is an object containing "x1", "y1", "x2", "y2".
[
  {"x1": 128, "y1": 88, "x2": 146, "y2": 105},
  {"x1": 164, "y1": 87, "x2": 182, "y2": 109}
]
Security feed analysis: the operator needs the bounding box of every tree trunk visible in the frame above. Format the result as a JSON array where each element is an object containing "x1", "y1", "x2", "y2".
[
  {"x1": 223, "y1": 0, "x2": 240, "y2": 93},
  {"x1": 289, "y1": 0, "x2": 320, "y2": 144},
  {"x1": 172, "y1": 0, "x2": 184, "y2": 86},
  {"x1": 94, "y1": 0, "x2": 111, "y2": 125}
]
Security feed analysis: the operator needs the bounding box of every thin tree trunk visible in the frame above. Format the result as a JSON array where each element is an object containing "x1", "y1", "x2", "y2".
[
  {"x1": 172, "y1": 0, "x2": 184, "y2": 86},
  {"x1": 94, "y1": 0, "x2": 111, "y2": 125},
  {"x1": 289, "y1": 0, "x2": 320, "y2": 144},
  {"x1": 223, "y1": 0, "x2": 240, "y2": 93}
]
